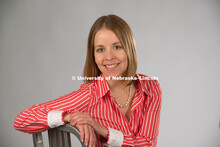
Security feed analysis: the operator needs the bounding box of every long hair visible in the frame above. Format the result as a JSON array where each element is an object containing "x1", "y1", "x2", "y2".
[{"x1": 83, "y1": 14, "x2": 137, "y2": 86}]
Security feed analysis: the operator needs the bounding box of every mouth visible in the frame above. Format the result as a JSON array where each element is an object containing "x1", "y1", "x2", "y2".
[{"x1": 104, "y1": 63, "x2": 120, "y2": 70}]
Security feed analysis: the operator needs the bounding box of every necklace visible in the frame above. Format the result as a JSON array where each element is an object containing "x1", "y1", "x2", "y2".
[{"x1": 112, "y1": 85, "x2": 132, "y2": 108}]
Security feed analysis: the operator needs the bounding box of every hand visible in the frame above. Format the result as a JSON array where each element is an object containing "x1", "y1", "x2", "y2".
[
  {"x1": 63, "y1": 113, "x2": 96, "y2": 147},
  {"x1": 75, "y1": 124, "x2": 96, "y2": 147},
  {"x1": 69, "y1": 110, "x2": 96, "y2": 127},
  {"x1": 63, "y1": 110, "x2": 108, "y2": 139}
]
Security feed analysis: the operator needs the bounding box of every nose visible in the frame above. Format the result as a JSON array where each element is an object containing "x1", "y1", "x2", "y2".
[{"x1": 105, "y1": 49, "x2": 115, "y2": 60}]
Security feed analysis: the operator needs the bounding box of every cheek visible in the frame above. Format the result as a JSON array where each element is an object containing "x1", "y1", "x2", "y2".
[
  {"x1": 94, "y1": 54, "x2": 102, "y2": 66},
  {"x1": 121, "y1": 52, "x2": 128, "y2": 65}
]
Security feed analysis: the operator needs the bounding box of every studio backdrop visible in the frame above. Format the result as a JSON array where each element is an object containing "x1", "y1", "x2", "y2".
[{"x1": 0, "y1": 0, "x2": 220, "y2": 147}]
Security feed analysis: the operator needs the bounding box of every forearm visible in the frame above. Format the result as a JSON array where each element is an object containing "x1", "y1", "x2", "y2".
[
  {"x1": 14, "y1": 104, "x2": 51, "y2": 133},
  {"x1": 64, "y1": 112, "x2": 108, "y2": 139},
  {"x1": 94, "y1": 123, "x2": 108, "y2": 139},
  {"x1": 14, "y1": 90, "x2": 91, "y2": 133}
]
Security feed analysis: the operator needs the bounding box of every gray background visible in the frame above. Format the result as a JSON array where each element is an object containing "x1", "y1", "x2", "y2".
[{"x1": 0, "y1": 0, "x2": 220, "y2": 147}]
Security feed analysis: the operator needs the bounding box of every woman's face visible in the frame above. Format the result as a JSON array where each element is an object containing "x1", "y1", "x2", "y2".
[{"x1": 94, "y1": 29, "x2": 128, "y2": 78}]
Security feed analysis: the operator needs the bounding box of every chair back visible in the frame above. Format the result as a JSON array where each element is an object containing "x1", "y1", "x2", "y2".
[{"x1": 32, "y1": 124, "x2": 86, "y2": 147}]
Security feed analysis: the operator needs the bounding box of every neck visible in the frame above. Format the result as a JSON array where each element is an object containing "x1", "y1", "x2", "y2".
[{"x1": 106, "y1": 79, "x2": 131, "y2": 94}]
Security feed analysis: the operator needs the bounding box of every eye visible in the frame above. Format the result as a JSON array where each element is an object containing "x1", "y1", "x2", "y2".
[
  {"x1": 113, "y1": 45, "x2": 121, "y2": 50},
  {"x1": 96, "y1": 48, "x2": 104, "y2": 52}
]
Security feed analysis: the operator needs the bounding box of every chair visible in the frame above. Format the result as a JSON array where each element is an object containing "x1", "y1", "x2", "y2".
[{"x1": 32, "y1": 124, "x2": 86, "y2": 147}]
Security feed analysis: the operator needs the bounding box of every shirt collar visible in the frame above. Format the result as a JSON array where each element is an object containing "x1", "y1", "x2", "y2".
[
  {"x1": 94, "y1": 73, "x2": 152, "y2": 99},
  {"x1": 136, "y1": 73, "x2": 152, "y2": 97},
  {"x1": 94, "y1": 73, "x2": 110, "y2": 99}
]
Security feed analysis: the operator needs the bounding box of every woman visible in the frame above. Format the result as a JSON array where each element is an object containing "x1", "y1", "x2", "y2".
[{"x1": 14, "y1": 14, "x2": 162, "y2": 147}]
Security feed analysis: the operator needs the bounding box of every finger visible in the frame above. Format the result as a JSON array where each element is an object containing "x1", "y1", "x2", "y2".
[
  {"x1": 88, "y1": 127, "x2": 96, "y2": 147},
  {"x1": 69, "y1": 114, "x2": 82, "y2": 125},
  {"x1": 76, "y1": 124, "x2": 85, "y2": 143},
  {"x1": 84, "y1": 125, "x2": 90, "y2": 147},
  {"x1": 75, "y1": 120, "x2": 90, "y2": 126},
  {"x1": 71, "y1": 114, "x2": 89, "y2": 121},
  {"x1": 70, "y1": 117, "x2": 87, "y2": 126},
  {"x1": 70, "y1": 115, "x2": 92, "y2": 126}
]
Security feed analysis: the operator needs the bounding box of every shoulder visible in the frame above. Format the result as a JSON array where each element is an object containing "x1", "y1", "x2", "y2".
[
  {"x1": 79, "y1": 82, "x2": 94, "y2": 93},
  {"x1": 78, "y1": 80, "x2": 101, "y2": 94},
  {"x1": 137, "y1": 73, "x2": 162, "y2": 96}
]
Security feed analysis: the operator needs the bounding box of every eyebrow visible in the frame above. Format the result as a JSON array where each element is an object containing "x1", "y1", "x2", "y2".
[
  {"x1": 94, "y1": 42, "x2": 122, "y2": 48},
  {"x1": 94, "y1": 45, "x2": 104, "y2": 49},
  {"x1": 112, "y1": 42, "x2": 121, "y2": 45}
]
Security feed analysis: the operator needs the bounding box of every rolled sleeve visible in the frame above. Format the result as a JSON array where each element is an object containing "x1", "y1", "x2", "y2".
[
  {"x1": 106, "y1": 127, "x2": 123, "y2": 147},
  {"x1": 47, "y1": 110, "x2": 65, "y2": 128}
]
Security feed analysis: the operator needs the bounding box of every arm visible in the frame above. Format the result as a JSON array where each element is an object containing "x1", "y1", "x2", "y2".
[
  {"x1": 68, "y1": 93, "x2": 161, "y2": 147},
  {"x1": 65, "y1": 80, "x2": 162, "y2": 147},
  {"x1": 66, "y1": 110, "x2": 124, "y2": 146},
  {"x1": 14, "y1": 86, "x2": 91, "y2": 134}
]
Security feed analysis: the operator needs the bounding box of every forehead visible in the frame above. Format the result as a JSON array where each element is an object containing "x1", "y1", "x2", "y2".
[{"x1": 94, "y1": 29, "x2": 120, "y2": 45}]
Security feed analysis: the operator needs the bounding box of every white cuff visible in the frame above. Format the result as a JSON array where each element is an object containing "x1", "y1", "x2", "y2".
[
  {"x1": 107, "y1": 128, "x2": 123, "y2": 147},
  {"x1": 47, "y1": 110, "x2": 64, "y2": 128}
]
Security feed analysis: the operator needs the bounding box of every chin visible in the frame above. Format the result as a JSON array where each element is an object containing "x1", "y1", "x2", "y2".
[{"x1": 105, "y1": 73, "x2": 123, "y2": 78}]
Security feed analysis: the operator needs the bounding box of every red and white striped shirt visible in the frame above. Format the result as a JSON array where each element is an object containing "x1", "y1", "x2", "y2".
[{"x1": 14, "y1": 73, "x2": 162, "y2": 147}]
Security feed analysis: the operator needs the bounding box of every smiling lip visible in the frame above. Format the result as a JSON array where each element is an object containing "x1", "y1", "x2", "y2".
[{"x1": 104, "y1": 63, "x2": 119, "y2": 71}]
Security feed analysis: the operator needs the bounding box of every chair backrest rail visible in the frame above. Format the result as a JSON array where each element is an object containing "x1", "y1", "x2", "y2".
[{"x1": 32, "y1": 124, "x2": 86, "y2": 147}]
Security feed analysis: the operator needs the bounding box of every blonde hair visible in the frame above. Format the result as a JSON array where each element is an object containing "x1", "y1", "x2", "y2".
[{"x1": 83, "y1": 14, "x2": 137, "y2": 86}]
